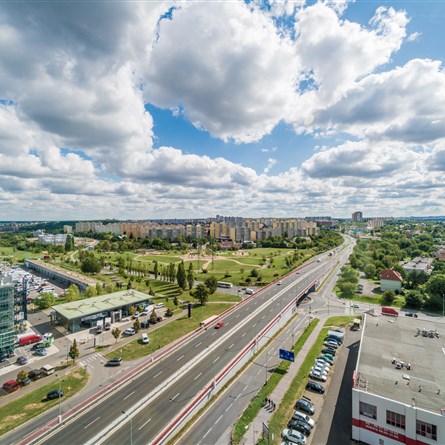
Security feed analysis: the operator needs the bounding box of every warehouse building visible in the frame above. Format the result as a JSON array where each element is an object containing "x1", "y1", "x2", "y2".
[
  {"x1": 51, "y1": 290, "x2": 151, "y2": 333},
  {"x1": 352, "y1": 315, "x2": 445, "y2": 445}
]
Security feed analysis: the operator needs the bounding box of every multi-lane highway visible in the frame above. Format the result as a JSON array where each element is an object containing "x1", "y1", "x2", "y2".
[{"x1": 19, "y1": 242, "x2": 351, "y2": 445}]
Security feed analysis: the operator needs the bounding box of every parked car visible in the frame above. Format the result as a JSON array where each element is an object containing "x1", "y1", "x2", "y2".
[
  {"x1": 215, "y1": 321, "x2": 225, "y2": 329},
  {"x1": 325, "y1": 336, "x2": 341, "y2": 345},
  {"x1": 155, "y1": 303, "x2": 165, "y2": 309},
  {"x1": 287, "y1": 419, "x2": 312, "y2": 436},
  {"x1": 317, "y1": 355, "x2": 334, "y2": 365},
  {"x1": 314, "y1": 360, "x2": 330, "y2": 370},
  {"x1": 405, "y1": 312, "x2": 418, "y2": 318},
  {"x1": 140, "y1": 320, "x2": 150, "y2": 329},
  {"x1": 124, "y1": 328, "x2": 136, "y2": 336},
  {"x1": 306, "y1": 380, "x2": 325, "y2": 394},
  {"x1": 281, "y1": 428, "x2": 307, "y2": 444},
  {"x1": 47, "y1": 389, "x2": 64, "y2": 400},
  {"x1": 277, "y1": 280, "x2": 282, "y2": 285},
  {"x1": 312, "y1": 366, "x2": 329, "y2": 376},
  {"x1": 309, "y1": 369, "x2": 327, "y2": 382},
  {"x1": 351, "y1": 303, "x2": 360, "y2": 308},
  {"x1": 104, "y1": 322, "x2": 111, "y2": 330},
  {"x1": 34, "y1": 348, "x2": 48, "y2": 356},
  {"x1": 28, "y1": 369, "x2": 45, "y2": 380},
  {"x1": 106, "y1": 358, "x2": 122, "y2": 367},
  {"x1": 2, "y1": 380, "x2": 20, "y2": 393},
  {"x1": 0, "y1": 353, "x2": 7, "y2": 362},
  {"x1": 321, "y1": 347, "x2": 336, "y2": 356},
  {"x1": 16, "y1": 356, "x2": 28, "y2": 366},
  {"x1": 292, "y1": 411, "x2": 315, "y2": 427},
  {"x1": 21, "y1": 377, "x2": 32, "y2": 386},
  {"x1": 323, "y1": 341, "x2": 339, "y2": 349},
  {"x1": 295, "y1": 398, "x2": 315, "y2": 415},
  {"x1": 96, "y1": 325, "x2": 103, "y2": 334}
]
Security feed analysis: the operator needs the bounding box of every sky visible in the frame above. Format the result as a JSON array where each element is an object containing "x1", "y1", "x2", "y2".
[{"x1": 1, "y1": 0, "x2": 445, "y2": 221}]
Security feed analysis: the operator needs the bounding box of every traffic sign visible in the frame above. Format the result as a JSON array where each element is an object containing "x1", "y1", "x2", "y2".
[{"x1": 279, "y1": 348, "x2": 295, "y2": 362}]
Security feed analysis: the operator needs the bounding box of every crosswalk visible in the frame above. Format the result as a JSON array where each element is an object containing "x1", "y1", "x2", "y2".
[{"x1": 79, "y1": 353, "x2": 105, "y2": 368}]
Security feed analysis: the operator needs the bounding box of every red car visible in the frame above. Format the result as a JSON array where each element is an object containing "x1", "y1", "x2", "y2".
[{"x1": 215, "y1": 321, "x2": 224, "y2": 329}]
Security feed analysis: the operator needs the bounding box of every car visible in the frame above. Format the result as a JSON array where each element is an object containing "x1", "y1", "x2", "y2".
[
  {"x1": 292, "y1": 410, "x2": 315, "y2": 427},
  {"x1": 277, "y1": 280, "x2": 282, "y2": 285},
  {"x1": 326, "y1": 336, "x2": 341, "y2": 344},
  {"x1": 323, "y1": 341, "x2": 339, "y2": 349},
  {"x1": 2, "y1": 380, "x2": 20, "y2": 393},
  {"x1": 106, "y1": 358, "x2": 122, "y2": 367},
  {"x1": 321, "y1": 347, "x2": 336, "y2": 356},
  {"x1": 141, "y1": 334, "x2": 149, "y2": 344},
  {"x1": 28, "y1": 369, "x2": 45, "y2": 380},
  {"x1": 295, "y1": 398, "x2": 315, "y2": 415},
  {"x1": 156, "y1": 316, "x2": 163, "y2": 322},
  {"x1": 317, "y1": 355, "x2": 334, "y2": 365},
  {"x1": 287, "y1": 419, "x2": 312, "y2": 436},
  {"x1": 140, "y1": 320, "x2": 150, "y2": 329},
  {"x1": 314, "y1": 360, "x2": 330, "y2": 370},
  {"x1": 215, "y1": 321, "x2": 225, "y2": 329},
  {"x1": 47, "y1": 389, "x2": 64, "y2": 400},
  {"x1": 351, "y1": 303, "x2": 360, "y2": 308},
  {"x1": 16, "y1": 356, "x2": 28, "y2": 366},
  {"x1": 21, "y1": 377, "x2": 32, "y2": 386},
  {"x1": 405, "y1": 312, "x2": 418, "y2": 318},
  {"x1": 140, "y1": 310, "x2": 149, "y2": 316},
  {"x1": 312, "y1": 366, "x2": 329, "y2": 377},
  {"x1": 96, "y1": 325, "x2": 103, "y2": 334},
  {"x1": 124, "y1": 328, "x2": 136, "y2": 335},
  {"x1": 306, "y1": 380, "x2": 325, "y2": 394},
  {"x1": 155, "y1": 303, "x2": 165, "y2": 309},
  {"x1": 34, "y1": 348, "x2": 47, "y2": 356},
  {"x1": 281, "y1": 428, "x2": 306, "y2": 444},
  {"x1": 104, "y1": 322, "x2": 111, "y2": 330},
  {"x1": 309, "y1": 370, "x2": 327, "y2": 382}
]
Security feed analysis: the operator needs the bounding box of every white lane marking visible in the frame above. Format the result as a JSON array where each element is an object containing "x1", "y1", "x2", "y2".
[
  {"x1": 213, "y1": 356, "x2": 220, "y2": 363},
  {"x1": 195, "y1": 341, "x2": 202, "y2": 348},
  {"x1": 84, "y1": 417, "x2": 100, "y2": 429},
  {"x1": 228, "y1": 343, "x2": 234, "y2": 349},
  {"x1": 256, "y1": 369, "x2": 261, "y2": 376},
  {"x1": 194, "y1": 372, "x2": 203, "y2": 381},
  {"x1": 235, "y1": 314, "x2": 240, "y2": 318},
  {"x1": 225, "y1": 403, "x2": 233, "y2": 412},
  {"x1": 261, "y1": 315, "x2": 265, "y2": 320},
  {"x1": 211, "y1": 331, "x2": 216, "y2": 336},
  {"x1": 171, "y1": 392, "x2": 180, "y2": 401},
  {"x1": 177, "y1": 354, "x2": 184, "y2": 362},
  {"x1": 203, "y1": 428, "x2": 212, "y2": 439},
  {"x1": 215, "y1": 414, "x2": 223, "y2": 425},
  {"x1": 243, "y1": 384, "x2": 249, "y2": 392},
  {"x1": 252, "y1": 323, "x2": 257, "y2": 328},
  {"x1": 123, "y1": 391, "x2": 135, "y2": 400},
  {"x1": 225, "y1": 322, "x2": 230, "y2": 325},
  {"x1": 154, "y1": 371, "x2": 162, "y2": 378},
  {"x1": 138, "y1": 418, "x2": 152, "y2": 431},
  {"x1": 235, "y1": 393, "x2": 241, "y2": 401},
  {"x1": 242, "y1": 333, "x2": 246, "y2": 338}
]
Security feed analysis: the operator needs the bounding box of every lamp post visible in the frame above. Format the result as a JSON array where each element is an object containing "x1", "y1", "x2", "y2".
[
  {"x1": 122, "y1": 411, "x2": 133, "y2": 445},
  {"x1": 55, "y1": 374, "x2": 64, "y2": 423},
  {"x1": 264, "y1": 350, "x2": 269, "y2": 386}
]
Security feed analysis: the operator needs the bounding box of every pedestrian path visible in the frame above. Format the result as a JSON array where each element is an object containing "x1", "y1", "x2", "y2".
[{"x1": 241, "y1": 314, "x2": 327, "y2": 445}]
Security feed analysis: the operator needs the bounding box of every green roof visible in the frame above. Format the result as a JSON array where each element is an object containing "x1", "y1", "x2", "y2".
[{"x1": 53, "y1": 290, "x2": 149, "y2": 320}]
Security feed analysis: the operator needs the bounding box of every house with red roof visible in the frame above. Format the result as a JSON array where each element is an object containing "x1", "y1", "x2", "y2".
[{"x1": 380, "y1": 269, "x2": 403, "y2": 291}]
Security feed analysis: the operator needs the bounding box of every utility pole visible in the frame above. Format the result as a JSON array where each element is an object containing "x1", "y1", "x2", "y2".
[{"x1": 122, "y1": 411, "x2": 133, "y2": 445}]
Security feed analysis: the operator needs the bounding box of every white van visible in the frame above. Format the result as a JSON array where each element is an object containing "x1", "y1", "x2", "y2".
[
  {"x1": 245, "y1": 288, "x2": 254, "y2": 295},
  {"x1": 40, "y1": 364, "x2": 55, "y2": 376},
  {"x1": 141, "y1": 333, "x2": 149, "y2": 344}
]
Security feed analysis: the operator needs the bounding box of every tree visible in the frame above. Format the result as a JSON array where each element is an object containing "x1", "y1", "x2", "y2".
[
  {"x1": 187, "y1": 263, "x2": 194, "y2": 290},
  {"x1": 129, "y1": 305, "x2": 137, "y2": 316},
  {"x1": 250, "y1": 268, "x2": 259, "y2": 278},
  {"x1": 338, "y1": 281, "x2": 356, "y2": 299},
  {"x1": 96, "y1": 282, "x2": 103, "y2": 296},
  {"x1": 204, "y1": 276, "x2": 218, "y2": 294},
  {"x1": 150, "y1": 308, "x2": 158, "y2": 324},
  {"x1": 149, "y1": 287, "x2": 155, "y2": 297},
  {"x1": 133, "y1": 318, "x2": 141, "y2": 332},
  {"x1": 16, "y1": 370, "x2": 28, "y2": 385},
  {"x1": 404, "y1": 290, "x2": 423, "y2": 309},
  {"x1": 425, "y1": 274, "x2": 445, "y2": 299},
  {"x1": 165, "y1": 308, "x2": 174, "y2": 317},
  {"x1": 173, "y1": 296, "x2": 179, "y2": 307},
  {"x1": 69, "y1": 339, "x2": 80, "y2": 364},
  {"x1": 192, "y1": 283, "x2": 210, "y2": 306},
  {"x1": 83, "y1": 285, "x2": 97, "y2": 299},
  {"x1": 383, "y1": 290, "x2": 396, "y2": 304},
  {"x1": 111, "y1": 328, "x2": 121, "y2": 343},
  {"x1": 153, "y1": 260, "x2": 159, "y2": 279},
  {"x1": 363, "y1": 264, "x2": 376, "y2": 279},
  {"x1": 177, "y1": 261, "x2": 187, "y2": 290},
  {"x1": 64, "y1": 235, "x2": 75, "y2": 252},
  {"x1": 65, "y1": 284, "x2": 80, "y2": 302},
  {"x1": 80, "y1": 253, "x2": 102, "y2": 274},
  {"x1": 34, "y1": 292, "x2": 56, "y2": 309}
]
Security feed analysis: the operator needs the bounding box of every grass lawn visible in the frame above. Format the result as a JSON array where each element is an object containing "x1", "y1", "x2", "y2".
[
  {"x1": 207, "y1": 292, "x2": 242, "y2": 303},
  {"x1": 105, "y1": 303, "x2": 232, "y2": 361},
  {"x1": 0, "y1": 367, "x2": 88, "y2": 437}
]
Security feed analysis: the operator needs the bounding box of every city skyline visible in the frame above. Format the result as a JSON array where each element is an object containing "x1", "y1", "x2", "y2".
[{"x1": 1, "y1": 1, "x2": 444, "y2": 220}]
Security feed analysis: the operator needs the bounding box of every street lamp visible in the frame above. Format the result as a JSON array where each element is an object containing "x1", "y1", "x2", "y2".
[
  {"x1": 122, "y1": 410, "x2": 133, "y2": 445},
  {"x1": 55, "y1": 374, "x2": 64, "y2": 423}
]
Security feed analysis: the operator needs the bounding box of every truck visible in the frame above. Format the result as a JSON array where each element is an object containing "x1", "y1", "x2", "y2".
[
  {"x1": 18, "y1": 333, "x2": 43, "y2": 346},
  {"x1": 382, "y1": 307, "x2": 398, "y2": 317}
]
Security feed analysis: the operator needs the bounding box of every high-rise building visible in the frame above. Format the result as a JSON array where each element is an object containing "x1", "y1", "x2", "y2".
[
  {"x1": 352, "y1": 211, "x2": 363, "y2": 222},
  {"x1": 0, "y1": 285, "x2": 15, "y2": 356}
]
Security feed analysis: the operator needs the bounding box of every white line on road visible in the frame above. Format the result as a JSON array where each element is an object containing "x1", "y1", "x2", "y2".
[
  {"x1": 225, "y1": 403, "x2": 233, "y2": 412},
  {"x1": 242, "y1": 333, "x2": 246, "y2": 338},
  {"x1": 215, "y1": 415, "x2": 223, "y2": 425},
  {"x1": 252, "y1": 323, "x2": 257, "y2": 328},
  {"x1": 235, "y1": 393, "x2": 241, "y2": 401},
  {"x1": 256, "y1": 369, "x2": 261, "y2": 376},
  {"x1": 203, "y1": 428, "x2": 212, "y2": 439},
  {"x1": 177, "y1": 355, "x2": 184, "y2": 362},
  {"x1": 211, "y1": 331, "x2": 216, "y2": 335},
  {"x1": 228, "y1": 343, "x2": 234, "y2": 349},
  {"x1": 235, "y1": 314, "x2": 240, "y2": 318},
  {"x1": 123, "y1": 391, "x2": 135, "y2": 400},
  {"x1": 195, "y1": 341, "x2": 202, "y2": 348},
  {"x1": 213, "y1": 356, "x2": 220, "y2": 363},
  {"x1": 225, "y1": 322, "x2": 230, "y2": 325},
  {"x1": 138, "y1": 418, "x2": 152, "y2": 431},
  {"x1": 171, "y1": 392, "x2": 180, "y2": 401},
  {"x1": 154, "y1": 371, "x2": 162, "y2": 378},
  {"x1": 84, "y1": 417, "x2": 100, "y2": 429},
  {"x1": 194, "y1": 372, "x2": 203, "y2": 381},
  {"x1": 243, "y1": 384, "x2": 249, "y2": 392},
  {"x1": 261, "y1": 315, "x2": 265, "y2": 320}
]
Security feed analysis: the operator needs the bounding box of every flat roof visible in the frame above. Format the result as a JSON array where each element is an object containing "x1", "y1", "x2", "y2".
[
  {"x1": 356, "y1": 314, "x2": 445, "y2": 413},
  {"x1": 25, "y1": 259, "x2": 96, "y2": 286},
  {"x1": 53, "y1": 290, "x2": 149, "y2": 320}
]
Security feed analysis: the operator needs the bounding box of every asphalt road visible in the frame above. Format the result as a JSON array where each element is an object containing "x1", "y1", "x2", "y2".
[{"x1": 29, "y1": 257, "x2": 335, "y2": 445}]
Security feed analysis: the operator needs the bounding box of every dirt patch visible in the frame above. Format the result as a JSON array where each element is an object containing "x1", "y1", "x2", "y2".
[
  {"x1": 4, "y1": 413, "x2": 27, "y2": 421},
  {"x1": 24, "y1": 403, "x2": 46, "y2": 410},
  {"x1": 71, "y1": 371, "x2": 83, "y2": 380}
]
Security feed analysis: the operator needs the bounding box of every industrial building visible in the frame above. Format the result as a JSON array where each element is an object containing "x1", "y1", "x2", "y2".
[
  {"x1": 51, "y1": 290, "x2": 152, "y2": 332},
  {"x1": 352, "y1": 314, "x2": 445, "y2": 445}
]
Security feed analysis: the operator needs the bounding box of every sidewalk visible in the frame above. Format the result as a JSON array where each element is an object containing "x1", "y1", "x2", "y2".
[{"x1": 242, "y1": 314, "x2": 328, "y2": 445}]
